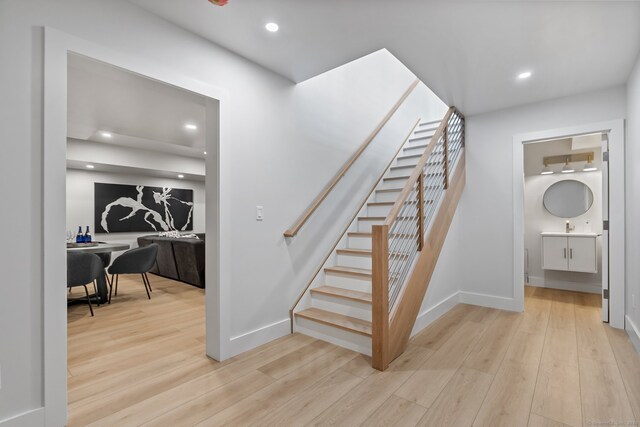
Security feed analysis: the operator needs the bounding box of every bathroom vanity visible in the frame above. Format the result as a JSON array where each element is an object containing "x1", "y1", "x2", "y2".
[{"x1": 541, "y1": 232, "x2": 598, "y2": 273}]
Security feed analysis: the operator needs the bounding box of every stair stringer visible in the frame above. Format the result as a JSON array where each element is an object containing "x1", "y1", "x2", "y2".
[{"x1": 387, "y1": 153, "x2": 466, "y2": 363}]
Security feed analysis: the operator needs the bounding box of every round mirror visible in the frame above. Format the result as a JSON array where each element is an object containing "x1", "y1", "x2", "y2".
[{"x1": 543, "y1": 180, "x2": 594, "y2": 218}]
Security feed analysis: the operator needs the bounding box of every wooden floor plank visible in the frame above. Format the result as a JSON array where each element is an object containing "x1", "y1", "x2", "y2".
[
  {"x1": 606, "y1": 326, "x2": 640, "y2": 421},
  {"x1": 579, "y1": 357, "x2": 636, "y2": 425},
  {"x1": 472, "y1": 360, "x2": 540, "y2": 427},
  {"x1": 418, "y1": 367, "x2": 493, "y2": 427},
  {"x1": 531, "y1": 328, "x2": 582, "y2": 427},
  {"x1": 362, "y1": 395, "x2": 427, "y2": 427}
]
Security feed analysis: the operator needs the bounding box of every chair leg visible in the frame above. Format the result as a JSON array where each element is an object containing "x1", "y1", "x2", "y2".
[
  {"x1": 93, "y1": 280, "x2": 100, "y2": 307},
  {"x1": 109, "y1": 274, "x2": 116, "y2": 304},
  {"x1": 141, "y1": 274, "x2": 151, "y2": 300},
  {"x1": 145, "y1": 273, "x2": 152, "y2": 292},
  {"x1": 83, "y1": 285, "x2": 94, "y2": 317},
  {"x1": 115, "y1": 274, "x2": 119, "y2": 296}
]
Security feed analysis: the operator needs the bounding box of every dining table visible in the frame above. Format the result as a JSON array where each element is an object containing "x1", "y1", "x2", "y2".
[{"x1": 67, "y1": 242, "x2": 130, "y2": 304}]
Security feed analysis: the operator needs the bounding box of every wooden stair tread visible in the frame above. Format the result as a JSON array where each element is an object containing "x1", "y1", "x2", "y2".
[
  {"x1": 310, "y1": 286, "x2": 372, "y2": 304},
  {"x1": 324, "y1": 265, "x2": 372, "y2": 278},
  {"x1": 376, "y1": 188, "x2": 402, "y2": 193},
  {"x1": 295, "y1": 308, "x2": 372, "y2": 336},
  {"x1": 368, "y1": 201, "x2": 395, "y2": 206},
  {"x1": 358, "y1": 216, "x2": 386, "y2": 221},
  {"x1": 383, "y1": 175, "x2": 411, "y2": 181},
  {"x1": 336, "y1": 248, "x2": 371, "y2": 256}
]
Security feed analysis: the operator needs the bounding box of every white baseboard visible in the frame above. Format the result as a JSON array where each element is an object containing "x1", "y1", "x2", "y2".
[
  {"x1": 0, "y1": 407, "x2": 44, "y2": 427},
  {"x1": 227, "y1": 318, "x2": 291, "y2": 358},
  {"x1": 410, "y1": 292, "x2": 460, "y2": 337},
  {"x1": 459, "y1": 291, "x2": 518, "y2": 311},
  {"x1": 527, "y1": 276, "x2": 601, "y2": 294},
  {"x1": 625, "y1": 315, "x2": 640, "y2": 355}
]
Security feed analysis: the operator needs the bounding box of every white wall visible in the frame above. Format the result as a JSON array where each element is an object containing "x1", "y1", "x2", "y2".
[
  {"x1": 0, "y1": 0, "x2": 448, "y2": 422},
  {"x1": 460, "y1": 86, "x2": 626, "y2": 305},
  {"x1": 626, "y1": 53, "x2": 640, "y2": 350},
  {"x1": 66, "y1": 169, "x2": 206, "y2": 254}
]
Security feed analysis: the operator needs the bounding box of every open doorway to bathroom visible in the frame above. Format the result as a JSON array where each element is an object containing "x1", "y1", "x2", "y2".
[{"x1": 522, "y1": 133, "x2": 608, "y2": 320}]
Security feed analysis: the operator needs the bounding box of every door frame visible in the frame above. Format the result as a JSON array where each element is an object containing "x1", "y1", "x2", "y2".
[
  {"x1": 43, "y1": 27, "x2": 231, "y2": 425},
  {"x1": 512, "y1": 119, "x2": 625, "y2": 328}
]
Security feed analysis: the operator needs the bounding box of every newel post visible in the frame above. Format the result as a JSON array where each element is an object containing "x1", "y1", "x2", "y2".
[{"x1": 371, "y1": 224, "x2": 389, "y2": 371}]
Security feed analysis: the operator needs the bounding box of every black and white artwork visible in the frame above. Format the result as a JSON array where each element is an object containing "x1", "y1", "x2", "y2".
[{"x1": 95, "y1": 183, "x2": 194, "y2": 233}]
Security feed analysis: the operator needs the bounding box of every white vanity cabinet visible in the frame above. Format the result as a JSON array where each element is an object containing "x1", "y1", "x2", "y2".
[{"x1": 541, "y1": 233, "x2": 598, "y2": 273}]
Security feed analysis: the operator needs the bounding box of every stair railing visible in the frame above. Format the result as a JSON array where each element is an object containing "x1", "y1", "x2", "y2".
[
  {"x1": 283, "y1": 79, "x2": 420, "y2": 238},
  {"x1": 371, "y1": 107, "x2": 465, "y2": 370}
]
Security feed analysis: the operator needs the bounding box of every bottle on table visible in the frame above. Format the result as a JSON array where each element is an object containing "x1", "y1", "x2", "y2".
[
  {"x1": 84, "y1": 226, "x2": 92, "y2": 243},
  {"x1": 76, "y1": 226, "x2": 84, "y2": 243}
]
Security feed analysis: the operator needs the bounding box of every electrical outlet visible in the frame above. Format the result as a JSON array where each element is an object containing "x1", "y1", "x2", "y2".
[{"x1": 256, "y1": 206, "x2": 264, "y2": 221}]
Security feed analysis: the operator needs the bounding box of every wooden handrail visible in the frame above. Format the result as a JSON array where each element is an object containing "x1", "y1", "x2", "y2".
[
  {"x1": 289, "y1": 118, "x2": 422, "y2": 328},
  {"x1": 383, "y1": 107, "x2": 455, "y2": 227},
  {"x1": 283, "y1": 79, "x2": 420, "y2": 238}
]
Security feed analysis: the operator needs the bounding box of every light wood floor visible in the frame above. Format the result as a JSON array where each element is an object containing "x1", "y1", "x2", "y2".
[{"x1": 67, "y1": 280, "x2": 640, "y2": 426}]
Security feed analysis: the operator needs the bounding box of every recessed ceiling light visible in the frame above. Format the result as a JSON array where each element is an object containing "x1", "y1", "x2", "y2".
[
  {"x1": 265, "y1": 22, "x2": 279, "y2": 32},
  {"x1": 203, "y1": 151, "x2": 207, "y2": 155},
  {"x1": 517, "y1": 71, "x2": 532, "y2": 80},
  {"x1": 178, "y1": 174, "x2": 185, "y2": 179},
  {"x1": 184, "y1": 123, "x2": 198, "y2": 131},
  {"x1": 100, "y1": 131, "x2": 112, "y2": 138},
  {"x1": 86, "y1": 164, "x2": 95, "y2": 169}
]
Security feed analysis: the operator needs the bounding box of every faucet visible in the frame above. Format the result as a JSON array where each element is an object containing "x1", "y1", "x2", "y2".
[{"x1": 565, "y1": 220, "x2": 575, "y2": 233}]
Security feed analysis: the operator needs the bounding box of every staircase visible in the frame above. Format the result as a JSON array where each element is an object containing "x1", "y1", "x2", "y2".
[{"x1": 292, "y1": 108, "x2": 465, "y2": 367}]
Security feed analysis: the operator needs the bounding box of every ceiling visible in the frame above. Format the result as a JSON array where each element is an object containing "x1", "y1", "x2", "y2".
[
  {"x1": 128, "y1": 0, "x2": 640, "y2": 115},
  {"x1": 68, "y1": 53, "x2": 207, "y2": 157}
]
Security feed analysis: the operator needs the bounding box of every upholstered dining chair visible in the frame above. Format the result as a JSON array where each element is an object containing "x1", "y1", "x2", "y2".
[
  {"x1": 108, "y1": 243, "x2": 159, "y2": 303},
  {"x1": 67, "y1": 252, "x2": 103, "y2": 316}
]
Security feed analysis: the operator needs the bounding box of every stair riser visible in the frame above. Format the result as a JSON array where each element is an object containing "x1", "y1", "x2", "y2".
[
  {"x1": 337, "y1": 253, "x2": 371, "y2": 270},
  {"x1": 374, "y1": 190, "x2": 401, "y2": 203},
  {"x1": 407, "y1": 133, "x2": 435, "y2": 146},
  {"x1": 395, "y1": 157, "x2": 420, "y2": 167},
  {"x1": 387, "y1": 167, "x2": 415, "y2": 178},
  {"x1": 403, "y1": 144, "x2": 429, "y2": 156},
  {"x1": 324, "y1": 273, "x2": 371, "y2": 293},
  {"x1": 348, "y1": 235, "x2": 372, "y2": 250},
  {"x1": 380, "y1": 178, "x2": 408, "y2": 190},
  {"x1": 357, "y1": 218, "x2": 384, "y2": 232},
  {"x1": 367, "y1": 204, "x2": 393, "y2": 217},
  {"x1": 311, "y1": 295, "x2": 372, "y2": 322},
  {"x1": 294, "y1": 318, "x2": 372, "y2": 356}
]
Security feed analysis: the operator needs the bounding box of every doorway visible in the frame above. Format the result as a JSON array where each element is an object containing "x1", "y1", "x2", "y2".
[
  {"x1": 512, "y1": 120, "x2": 625, "y2": 328},
  {"x1": 43, "y1": 29, "x2": 227, "y2": 425},
  {"x1": 522, "y1": 134, "x2": 608, "y2": 320}
]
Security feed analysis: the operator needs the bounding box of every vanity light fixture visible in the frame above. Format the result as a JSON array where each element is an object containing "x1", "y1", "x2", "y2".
[
  {"x1": 561, "y1": 157, "x2": 575, "y2": 174},
  {"x1": 583, "y1": 154, "x2": 597, "y2": 172},
  {"x1": 540, "y1": 160, "x2": 553, "y2": 175}
]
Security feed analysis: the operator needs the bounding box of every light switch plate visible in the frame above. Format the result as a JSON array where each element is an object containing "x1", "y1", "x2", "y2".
[{"x1": 256, "y1": 206, "x2": 263, "y2": 221}]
